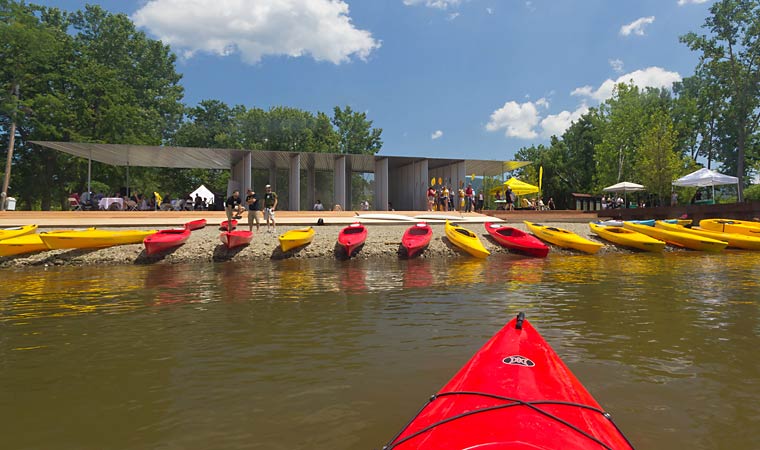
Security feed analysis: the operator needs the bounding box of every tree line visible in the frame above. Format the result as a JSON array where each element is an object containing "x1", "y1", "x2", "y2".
[
  {"x1": 0, "y1": 1, "x2": 381, "y2": 210},
  {"x1": 1, "y1": 0, "x2": 759, "y2": 210},
  {"x1": 514, "y1": 0, "x2": 760, "y2": 209}
]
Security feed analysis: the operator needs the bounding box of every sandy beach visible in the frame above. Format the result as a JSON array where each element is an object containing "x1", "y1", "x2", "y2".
[{"x1": 0, "y1": 219, "x2": 646, "y2": 268}]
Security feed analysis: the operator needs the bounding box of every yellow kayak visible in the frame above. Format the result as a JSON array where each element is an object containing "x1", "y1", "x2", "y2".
[
  {"x1": 0, "y1": 224, "x2": 37, "y2": 241},
  {"x1": 40, "y1": 229, "x2": 157, "y2": 250},
  {"x1": 589, "y1": 222, "x2": 665, "y2": 252},
  {"x1": 278, "y1": 227, "x2": 315, "y2": 252},
  {"x1": 0, "y1": 233, "x2": 50, "y2": 257},
  {"x1": 623, "y1": 221, "x2": 727, "y2": 252},
  {"x1": 699, "y1": 218, "x2": 760, "y2": 237},
  {"x1": 445, "y1": 220, "x2": 490, "y2": 258},
  {"x1": 525, "y1": 221, "x2": 602, "y2": 254},
  {"x1": 656, "y1": 220, "x2": 760, "y2": 251}
]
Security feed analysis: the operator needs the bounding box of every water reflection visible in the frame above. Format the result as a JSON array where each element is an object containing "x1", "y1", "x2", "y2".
[{"x1": 1, "y1": 252, "x2": 760, "y2": 450}]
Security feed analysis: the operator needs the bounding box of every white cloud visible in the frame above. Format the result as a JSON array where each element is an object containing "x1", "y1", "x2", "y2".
[
  {"x1": 678, "y1": 0, "x2": 709, "y2": 5},
  {"x1": 447, "y1": 12, "x2": 460, "y2": 21},
  {"x1": 132, "y1": 0, "x2": 380, "y2": 65},
  {"x1": 619, "y1": 16, "x2": 655, "y2": 36},
  {"x1": 486, "y1": 7, "x2": 494, "y2": 14},
  {"x1": 571, "y1": 66, "x2": 682, "y2": 102},
  {"x1": 540, "y1": 104, "x2": 589, "y2": 138},
  {"x1": 431, "y1": 130, "x2": 443, "y2": 139},
  {"x1": 403, "y1": 0, "x2": 461, "y2": 9},
  {"x1": 525, "y1": 1, "x2": 536, "y2": 12},
  {"x1": 486, "y1": 98, "x2": 548, "y2": 139},
  {"x1": 609, "y1": 58, "x2": 624, "y2": 73}
]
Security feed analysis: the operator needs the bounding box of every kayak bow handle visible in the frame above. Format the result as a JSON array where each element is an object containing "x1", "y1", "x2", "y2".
[{"x1": 516, "y1": 312, "x2": 525, "y2": 330}]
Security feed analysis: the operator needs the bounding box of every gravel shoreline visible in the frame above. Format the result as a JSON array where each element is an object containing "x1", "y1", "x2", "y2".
[{"x1": 0, "y1": 222, "x2": 649, "y2": 268}]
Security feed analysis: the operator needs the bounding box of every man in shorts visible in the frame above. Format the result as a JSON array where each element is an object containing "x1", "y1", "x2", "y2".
[
  {"x1": 263, "y1": 184, "x2": 278, "y2": 233},
  {"x1": 245, "y1": 188, "x2": 261, "y2": 232}
]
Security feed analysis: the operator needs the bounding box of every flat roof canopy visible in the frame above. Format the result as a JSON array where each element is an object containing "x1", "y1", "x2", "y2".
[{"x1": 31, "y1": 141, "x2": 528, "y2": 176}]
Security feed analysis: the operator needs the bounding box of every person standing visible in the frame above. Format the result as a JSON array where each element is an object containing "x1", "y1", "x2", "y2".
[
  {"x1": 264, "y1": 184, "x2": 278, "y2": 233},
  {"x1": 426, "y1": 186, "x2": 436, "y2": 211},
  {"x1": 225, "y1": 190, "x2": 242, "y2": 231},
  {"x1": 477, "y1": 190, "x2": 484, "y2": 212},
  {"x1": 245, "y1": 188, "x2": 261, "y2": 232},
  {"x1": 506, "y1": 187, "x2": 514, "y2": 211},
  {"x1": 465, "y1": 184, "x2": 474, "y2": 212},
  {"x1": 441, "y1": 185, "x2": 450, "y2": 212}
]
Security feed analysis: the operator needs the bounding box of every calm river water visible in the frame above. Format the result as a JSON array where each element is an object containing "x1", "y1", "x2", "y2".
[{"x1": 1, "y1": 252, "x2": 759, "y2": 449}]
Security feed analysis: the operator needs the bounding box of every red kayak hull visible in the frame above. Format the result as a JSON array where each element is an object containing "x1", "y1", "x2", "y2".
[
  {"x1": 485, "y1": 222, "x2": 549, "y2": 257},
  {"x1": 386, "y1": 314, "x2": 633, "y2": 450},
  {"x1": 219, "y1": 230, "x2": 252, "y2": 249},
  {"x1": 184, "y1": 219, "x2": 207, "y2": 231},
  {"x1": 219, "y1": 220, "x2": 237, "y2": 231},
  {"x1": 402, "y1": 222, "x2": 432, "y2": 258},
  {"x1": 338, "y1": 223, "x2": 367, "y2": 257},
  {"x1": 144, "y1": 228, "x2": 191, "y2": 255}
]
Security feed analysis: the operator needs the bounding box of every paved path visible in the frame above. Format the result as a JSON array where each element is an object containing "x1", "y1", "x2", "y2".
[{"x1": 0, "y1": 210, "x2": 599, "y2": 228}]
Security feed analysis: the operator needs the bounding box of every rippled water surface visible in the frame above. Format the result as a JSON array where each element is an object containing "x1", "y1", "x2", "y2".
[{"x1": 1, "y1": 252, "x2": 759, "y2": 449}]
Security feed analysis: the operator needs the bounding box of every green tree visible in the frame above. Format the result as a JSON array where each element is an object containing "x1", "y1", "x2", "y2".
[
  {"x1": 637, "y1": 110, "x2": 683, "y2": 205},
  {"x1": 332, "y1": 105, "x2": 382, "y2": 154},
  {"x1": 681, "y1": 0, "x2": 760, "y2": 200},
  {"x1": 1, "y1": 2, "x2": 184, "y2": 209},
  {"x1": 593, "y1": 83, "x2": 673, "y2": 190}
]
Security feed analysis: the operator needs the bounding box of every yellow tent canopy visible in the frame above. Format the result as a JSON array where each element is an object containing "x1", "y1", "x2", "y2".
[{"x1": 490, "y1": 177, "x2": 539, "y2": 196}]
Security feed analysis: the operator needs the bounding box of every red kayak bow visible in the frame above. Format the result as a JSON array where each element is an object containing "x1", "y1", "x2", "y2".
[
  {"x1": 402, "y1": 222, "x2": 432, "y2": 258},
  {"x1": 338, "y1": 223, "x2": 367, "y2": 257},
  {"x1": 143, "y1": 228, "x2": 191, "y2": 256},
  {"x1": 384, "y1": 313, "x2": 634, "y2": 450},
  {"x1": 485, "y1": 222, "x2": 549, "y2": 257}
]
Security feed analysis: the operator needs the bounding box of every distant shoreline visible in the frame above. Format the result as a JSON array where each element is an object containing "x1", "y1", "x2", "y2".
[{"x1": 0, "y1": 221, "x2": 640, "y2": 269}]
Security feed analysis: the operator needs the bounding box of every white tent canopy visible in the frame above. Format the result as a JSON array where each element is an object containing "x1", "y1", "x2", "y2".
[
  {"x1": 672, "y1": 168, "x2": 738, "y2": 187},
  {"x1": 603, "y1": 181, "x2": 645, "y2": 193},
  {"x1": 189, "y1": 184, "x2": 215, "y2": 206}
]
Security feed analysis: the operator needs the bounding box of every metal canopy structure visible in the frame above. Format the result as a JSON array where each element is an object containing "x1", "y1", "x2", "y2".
[
  {"x1": 32, "y1": 141, "x2": 251, "y2": 170},
  {"x1": 32, "y1": 141, "x2": 527, "y2": 210}
]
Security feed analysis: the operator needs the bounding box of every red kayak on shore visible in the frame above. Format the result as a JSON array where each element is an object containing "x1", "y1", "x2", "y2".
[
  {"x1": 143, "y1": 228, "x2": 191, "y2": 256},
  {"x1": 338, "y1": 222, "x2": 367, "y2": 257},
  {"x1": 219, "y1": 220, "x2": 237, "y2": 231},
  {"x1": 402, "y1": 222, "x2": 432, "y2": 258},
  {"x1": 485, "y1": 222, "x2": 550, "y2": 257},
  {"x1": 184, "y1": 219, "x2": 207, "y2": 231},
  {"x1": 219, "y1": 230, "x2": 252, "y2": 249},
  {"x1": 384, "y1": 312, "x2": 634, "y2": 450}
]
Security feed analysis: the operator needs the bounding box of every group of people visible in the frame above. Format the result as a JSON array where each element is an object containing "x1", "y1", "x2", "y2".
[
  {"x1": 493, "y1": 187, "x2": 554, "y2": 211},
  {"x1": 225, "y1": 185, "x2": 279, "y2": 233},
  {"x1": 601, "y1": 195, "x2": 625, "y2": 210},
  {"x1": 426, "y1": 183, "x2": 485, "y2": 212},
  {"x1": 70, "y1": 190, "x2": 211, "y2": 212}
]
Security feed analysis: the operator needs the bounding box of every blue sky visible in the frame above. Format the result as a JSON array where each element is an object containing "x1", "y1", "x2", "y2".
[{"x1": 40, "y1": 0, "x2": 714, "y2": 161}]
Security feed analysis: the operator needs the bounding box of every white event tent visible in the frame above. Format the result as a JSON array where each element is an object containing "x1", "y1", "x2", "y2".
[
  {"x1": 189, "y1": 184, "x2": 215, "y2": 207},
  {"x1": 672, "y1": 168, "x2": 739, "y2": 201}
]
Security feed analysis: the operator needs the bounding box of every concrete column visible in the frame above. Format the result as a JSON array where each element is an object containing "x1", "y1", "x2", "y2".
[
  {"x1": 289, "y1": 153, "x2": 300, "y2": 211},
  {"x1": 334, "y1": 156, "x2": 346, "y2": 210},
  {"x1": 374, "y1": 158, "x2": 388, "y2": 211},
  {"x1": 243, "y1": 152, "x2": 252, "y2": 191},
  {"x1": 417, "y1": 159, "x2": 429, "y2": 211},
  {"x1": 307, "y1": 166, "x2": 315, "y2": 209},
  {"x1": 345, "y1": 157, "x2": 353, "y2": 210}
]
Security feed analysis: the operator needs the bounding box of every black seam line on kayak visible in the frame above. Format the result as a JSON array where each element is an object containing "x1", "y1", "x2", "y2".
[{"x1": 383, "y1": 391, "x2": 633, "y2": 450}]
